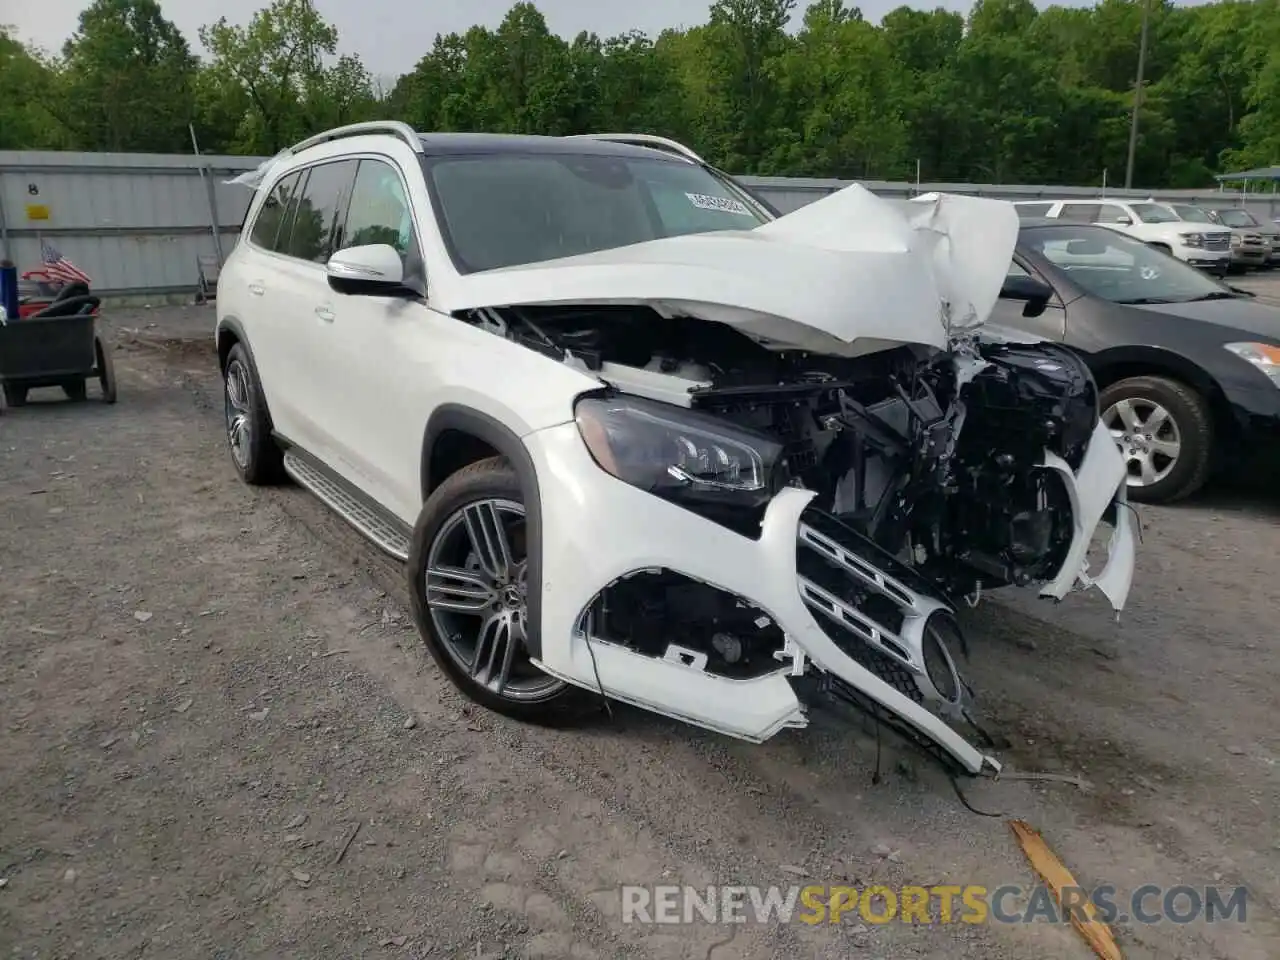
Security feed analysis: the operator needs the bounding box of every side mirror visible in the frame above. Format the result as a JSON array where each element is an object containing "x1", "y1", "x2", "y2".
[
  {"x1": 326, "y1": 244, "x2": 406, "y2": 295},
  {"x1": 1000, "y1": 274, "x2": 1053, "y2": 304}
]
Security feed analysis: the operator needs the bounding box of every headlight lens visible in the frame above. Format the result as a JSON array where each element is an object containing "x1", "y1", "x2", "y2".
[
  {"x1": 1224, "y1": 342, "x2": 1280, "y2": 388},
  {"x1": 574, "y1": 394, "x2": 787, "y2": 523},
  {"x1": 1183, "y1": 233, "x2": 1204, "y2": 247}
]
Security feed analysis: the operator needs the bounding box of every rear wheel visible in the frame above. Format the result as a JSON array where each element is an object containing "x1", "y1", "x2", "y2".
[
  {"x1": 223, "y1": 342, "x2": 284, "y2": 485},
  {"x1": 95, "y1": 336, "x2": 117, "y2": 403},
  {"x1": 3, "y1": 384, "x2": 28, "y2": 407},
  {"x1": 1099, "y1": 376, "x2": 1213, "y2": 504},
  {"x1": 62, "y1": 379, "x2": 87, "y2": 401}
]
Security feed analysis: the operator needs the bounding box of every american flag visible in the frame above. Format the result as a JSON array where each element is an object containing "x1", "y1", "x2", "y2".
[{"x1": 40, "y1": 239, "x2": 92, "y2": 286}]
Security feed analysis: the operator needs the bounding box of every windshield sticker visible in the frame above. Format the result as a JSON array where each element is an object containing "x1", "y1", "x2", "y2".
[{"x1": 685, "y1": 192, "x2": 753, "y2": 216}]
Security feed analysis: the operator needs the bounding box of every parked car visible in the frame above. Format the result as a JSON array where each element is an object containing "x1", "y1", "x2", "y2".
[
  {"x1": 215, "y1": 122, "x2": 1137, "y2": 777},
  {"x1": 990, "y1": 219, "x2": 1280, "y2": 503},
  {"x1": 1200, "y1": 206, "x2": 1280, "y2": 268},
  {"x1": 1160, "y1": 202, "x2": 1272, "y2": 271},
  {"x1": 1012, "y1": 198, "x2": 1231, "y2": 275}
]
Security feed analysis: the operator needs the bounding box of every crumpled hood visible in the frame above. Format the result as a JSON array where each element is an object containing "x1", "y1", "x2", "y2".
[{"x1": 431, "y1": 185, "x2": 1021, "y2": 357}]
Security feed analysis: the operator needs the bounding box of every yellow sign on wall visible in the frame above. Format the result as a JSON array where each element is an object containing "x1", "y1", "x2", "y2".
[{"x1": 25, "y1": 204, "x2": 50, "y2": 221}]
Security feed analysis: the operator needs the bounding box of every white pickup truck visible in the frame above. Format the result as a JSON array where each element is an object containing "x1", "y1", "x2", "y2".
[{"x1": 1013, "y1": 198, "x2": 1231, "y2": 275}]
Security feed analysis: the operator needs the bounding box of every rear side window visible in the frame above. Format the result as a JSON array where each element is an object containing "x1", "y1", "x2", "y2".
[
  {"x1": 1059, "y1": 203, "x2": 1101, "y2": 222},
  {"x1": 249, "y1": 171, "x2": 302, "y2": 251},
  {"x1": 280, "y1": 159, "x2": 359, "y2": 263},
  {"x1": 1016, "y1": 203, "x2": 1052, "y2": 218}
]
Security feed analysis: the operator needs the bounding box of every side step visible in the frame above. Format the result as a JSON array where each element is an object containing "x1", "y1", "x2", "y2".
[{"x1": 282, "y1": 450, "x2": 411, "y2": 561}]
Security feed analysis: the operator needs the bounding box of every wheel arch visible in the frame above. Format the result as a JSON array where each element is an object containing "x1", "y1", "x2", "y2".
[
  {"x1": 1090, "y1": 345, "x2": 1236, "y2": 444},
  {"x1": 216, "y1": 316, "x2": 252, "y2": 374},
  {"x1": 421, "y1": 405, "x2": 547, "y2": 660}
]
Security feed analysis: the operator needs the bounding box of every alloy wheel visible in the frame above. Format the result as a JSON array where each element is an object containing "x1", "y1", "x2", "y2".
[
  {"x1": 224, "y1": 360, "x2": 252, "y2": 469},
  {"x1": 424, "y1": 498, "x2": 563, "y2": 700},
  {"x1": 1102, "y1": 397, "x2": 1182, "y2": 487}
]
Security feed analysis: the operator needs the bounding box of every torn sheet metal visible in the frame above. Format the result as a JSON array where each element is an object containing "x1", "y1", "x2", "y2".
[{"x1": 1039, "y1": 421, "x2": 1137, "y2": 612}]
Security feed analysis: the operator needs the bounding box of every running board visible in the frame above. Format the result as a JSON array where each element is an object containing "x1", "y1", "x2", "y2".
[{"x1": 281, "y1": 450, "x2": 411, "y2": 561}]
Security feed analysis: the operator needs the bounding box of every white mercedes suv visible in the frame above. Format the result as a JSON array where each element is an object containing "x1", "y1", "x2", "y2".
[{"x1": 217, "y1": 122, "x2": 1137, "y2": 778}]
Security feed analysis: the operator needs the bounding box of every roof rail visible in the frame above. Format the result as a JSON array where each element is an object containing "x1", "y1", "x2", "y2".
[
  {"x1": 288, "y1": 121, "x2": 423, "y2": 157},
  {"x1": 567, "y1": 133, "x2": 705, "y2": 164}
]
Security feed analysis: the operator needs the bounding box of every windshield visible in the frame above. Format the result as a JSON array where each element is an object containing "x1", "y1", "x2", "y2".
[
  {"x1": 424, "y1": 153, "x2": 771, "y2": 273},
  {"x1": 1021, "y1": 224, "x2": 1230, "y2": 304},
  {"x1": 1171, "y1": 205, "x2": 1213, "y2": 223},
  {"x1": 1217, "y1": 209, "x2": 1258, "y2": 227},
  {"x1": 1130, "y1": 203, "x2": 1179, "y2": 223}
]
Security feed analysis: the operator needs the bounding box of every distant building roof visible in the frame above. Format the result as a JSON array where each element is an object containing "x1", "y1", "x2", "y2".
[{"x1": 1214, "y1": 166, "x2": 1280, "y2": 182}]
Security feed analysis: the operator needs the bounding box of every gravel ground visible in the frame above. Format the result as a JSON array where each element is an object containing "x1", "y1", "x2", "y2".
[{"x1": 1, "y1": 294, "x2": 1278, "y2": 960}]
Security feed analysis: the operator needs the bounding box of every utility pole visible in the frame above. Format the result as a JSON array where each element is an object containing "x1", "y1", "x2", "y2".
[{"x1": 1124, "y1": 0, "x2": 1152, "y2": 190}]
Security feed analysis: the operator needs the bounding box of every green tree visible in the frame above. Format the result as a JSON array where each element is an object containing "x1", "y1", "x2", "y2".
[{"x1": 55, "y1": 0, "x2": 197, "y2": 152}]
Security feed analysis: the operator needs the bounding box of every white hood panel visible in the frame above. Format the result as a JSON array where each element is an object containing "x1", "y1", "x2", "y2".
[{"x1": 432, "y1": 185, "x2": 1021, "y2": 356}]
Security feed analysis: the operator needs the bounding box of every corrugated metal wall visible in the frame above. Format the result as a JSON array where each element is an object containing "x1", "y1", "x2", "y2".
[
  {"x1": 0, "y1": 151, "x2": 259, "y2": 296},
  {"x1": 1, "y1": 149, "x2": 1277, "y2": 296}
]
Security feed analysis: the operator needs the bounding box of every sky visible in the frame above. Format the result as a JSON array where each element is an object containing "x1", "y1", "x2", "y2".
[{"x1": 8, "y1": 0, "x2": 1215, "y2": 79}]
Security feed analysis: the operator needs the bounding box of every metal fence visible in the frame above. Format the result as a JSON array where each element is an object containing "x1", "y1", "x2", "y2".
[{"x1": 2, "y1": 149, "x2": 1277, "y2": 297}]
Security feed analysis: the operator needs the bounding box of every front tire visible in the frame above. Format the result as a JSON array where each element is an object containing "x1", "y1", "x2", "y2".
[
  {"x1": 1099, "y1": 376, "x2": 1213, "y2": 504},
  {"x1": 222, "y1": 342, "x2": 284, "y2": 485},
  {"x1": 407, "y1": 457, "x2": 577, "y2": 722}
]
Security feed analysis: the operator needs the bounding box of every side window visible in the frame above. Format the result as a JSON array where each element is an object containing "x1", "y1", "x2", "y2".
[
  {"x1": 1059, "y1": 203, "x2": 1101, "y2": 222},
  {"x1": 1016, "y1": 203, "x2": 1052, "y2": 218},
  {"x1": 1097, "y1": 203, "x2": 1129, "y2": 224},
  {"x1": 341, "y1": 159, "x2": 418, "y2": 259},
  {"x1": 249, "y1": 171, "x2": 301, "y2": 251},
  {"x1": 1006, "y1": 261, "x2": 1031, "y2": 279},
  {"x1": 280, "y1": 159, "x2": 359, "y2": 263}
]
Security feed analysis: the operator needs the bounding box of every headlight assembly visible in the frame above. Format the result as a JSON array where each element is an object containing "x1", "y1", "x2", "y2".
[
  {"x1": 574, "y1": 394, "x2": 787, "y2": 529},
  {"x1": 1224, "y1": 342, "x2": 1280, "y2": 388}
]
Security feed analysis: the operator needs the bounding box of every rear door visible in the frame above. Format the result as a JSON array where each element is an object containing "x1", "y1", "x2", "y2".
[
  {"x1": 233, "y1": 168, "x2": 306, "y2": 431},
  {"x1": 268, "y1": 158, "x2": 360, "y2": 462}
]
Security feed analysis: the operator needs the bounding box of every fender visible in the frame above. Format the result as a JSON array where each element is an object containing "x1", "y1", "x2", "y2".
[
  {"x1": 215, "y1": 315, "x2": 253, "y2": 373},
  {"x1": 421, "y1": 404, "x2": 547, "y2": 660}
]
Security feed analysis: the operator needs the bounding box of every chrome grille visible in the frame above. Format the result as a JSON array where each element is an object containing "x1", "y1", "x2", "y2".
[{"x1": 1204, "y1": 232, "x2": 1231, "y2": 251}]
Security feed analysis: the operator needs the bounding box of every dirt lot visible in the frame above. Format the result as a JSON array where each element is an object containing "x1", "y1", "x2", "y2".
[{"x1": 2, "y1": 295, "x2": 1278, "y2": 960}]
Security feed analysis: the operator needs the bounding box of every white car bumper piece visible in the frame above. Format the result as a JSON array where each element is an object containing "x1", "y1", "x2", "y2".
[{"x1": 523, "y1": 417, "x2": 1136, "y2": 776}]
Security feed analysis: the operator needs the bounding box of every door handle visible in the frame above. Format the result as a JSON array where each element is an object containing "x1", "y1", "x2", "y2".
[
  {"x1": 315, "y1": 306, "x2": 335, "y2": 323},
  {"x1": 247, "y1": 283, "x2": 265, "y2": 296}
]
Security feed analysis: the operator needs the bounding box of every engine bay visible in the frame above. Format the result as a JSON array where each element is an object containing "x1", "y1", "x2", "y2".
[{"x1": 464, "y1": 301, "x2": 1098, "y2": 598}]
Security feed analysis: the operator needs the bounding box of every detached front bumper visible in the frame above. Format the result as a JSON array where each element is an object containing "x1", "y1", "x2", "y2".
[{"x1": 522, "y1": 417, "x2": 1135, "y2": 775}]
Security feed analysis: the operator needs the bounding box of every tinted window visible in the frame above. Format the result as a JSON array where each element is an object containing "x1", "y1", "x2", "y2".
[
  {"x1": 249, "y1": 171, "x2": 301, "y2": 251},
  {"x1": 1131, "y1": 203, "x2": 1177, "y2": 223},
  {"x1": 1172, "y1": 205, "x2": 1213, "y2": 223},
  {"x1": 1096, "y1": 203, "x2": 1130, "y2": 223},
  {"x1": 1216, "y1": 209, "x2": 1256, "y2": 228},
  {"x1": 281, "y1": 159, "x2": 358, "y2": 263},
  {"x1": 1016, "y1": 203, "x2": 1052, "y2": 218},
  {"x1": 1022, "y1": 224, "x2": 1227, "y2": 304},
  {"x1": 1059, "y1": 203, "x2": 1100, "y2": 222},
  {"x1": 425, "y1": 153, "x2": 769, "y2": 274},
  {"x1": 342, "y1": 159, "x2": 417, "y2": 258}
]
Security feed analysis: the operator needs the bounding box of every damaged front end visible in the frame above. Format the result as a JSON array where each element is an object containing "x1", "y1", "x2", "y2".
[
  {"x1": 449, "y1": 188, "x2": 1137, "y2": 776},
  {"x1": 471, "y1": 301, "x2": 1136, "y2": 775}
]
